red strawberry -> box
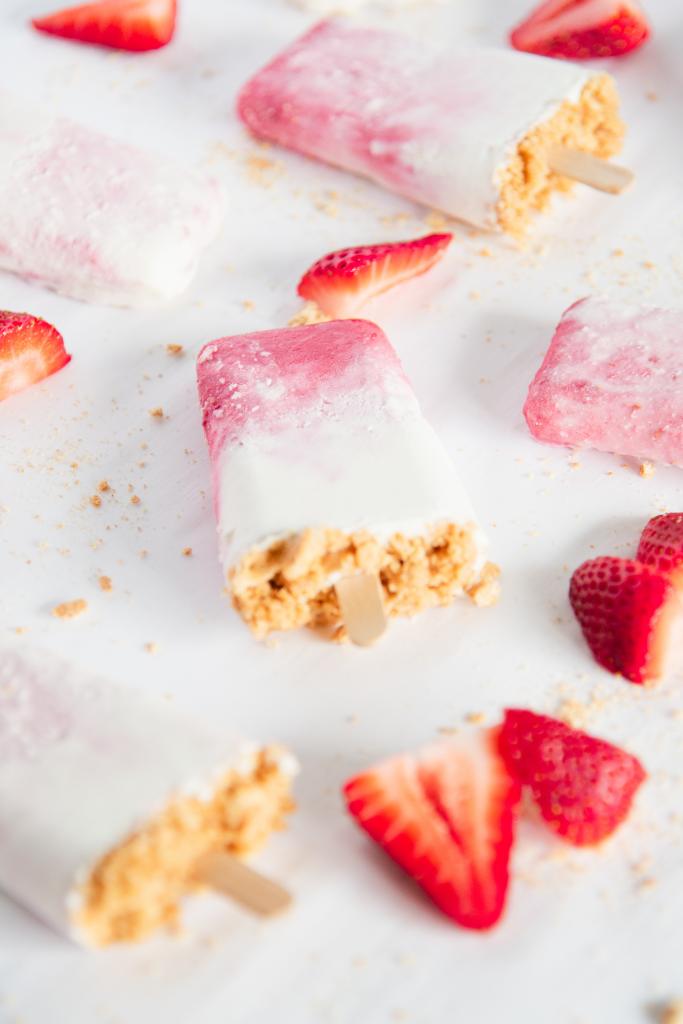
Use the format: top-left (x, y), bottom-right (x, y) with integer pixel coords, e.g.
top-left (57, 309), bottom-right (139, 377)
top-left (510, 0), bottom-right (650, 59)
top-left (501, 709), bottom-right (646, 846)
top-left (297, 233), bottom-right (453, 319)
top-left (569, 556), bottom-right (679, 684)
top-left (0, 312), bottom-right (71, 403)
top-left (565, 557), bottom-right (679, 684)
top-left (637, 514), bottom-right (683, 587)
top-left (32, 0), bottom-right (176, 52)
top-left (343, 727), bottom-right (520, 930)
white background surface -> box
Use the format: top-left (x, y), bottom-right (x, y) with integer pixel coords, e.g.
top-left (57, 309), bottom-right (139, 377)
top-left (1, 1), bottom-right (682, 1022)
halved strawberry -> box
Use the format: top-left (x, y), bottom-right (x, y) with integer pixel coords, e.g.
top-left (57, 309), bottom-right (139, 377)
top-left (32, 0), bottom-right (176, 52)
top-left (510, 0), bottom-right (650, 59)
top-left (637, 514), bottom-right (683, 587)
top-left (297, 233), bottom-right (453, 319)
top-left (501, 709), bottom-right (646, 845)
top-left (0, 311), bottom-right (71, 402)
top-left (569, 556), bottom-right (679, 684)
top-left (343, 727), bottom-right (520, 930)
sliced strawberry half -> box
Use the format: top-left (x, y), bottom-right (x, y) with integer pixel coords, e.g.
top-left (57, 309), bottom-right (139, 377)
top-left (510, 0), bottom-right (650, 59)
top-left (501, 709), bottom-right (646, 846)
top-left (637, 514), bottom-right (683, 588)
top-left (343, 727), bottom-right (520, 930)
top-left (32, 0), bottom-right (176, 52)
top-left (0, 311), bottom-right (71, 403)
top-left (569, 556), bottom-right (679, 684)
top-left (297, 232), bottom-right (453, 319)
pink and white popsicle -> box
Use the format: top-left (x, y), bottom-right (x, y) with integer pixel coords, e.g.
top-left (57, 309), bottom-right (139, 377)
top-left (0, 648), bottom-right (296, 945)
top-left (524, 297), bottom-right (683, 467)
top-left (197, 318), bottom-right (498, 640)
top-left (237, 19), bottom-right (624, 234)
top-left (0, 94), bottom-right (225, 306)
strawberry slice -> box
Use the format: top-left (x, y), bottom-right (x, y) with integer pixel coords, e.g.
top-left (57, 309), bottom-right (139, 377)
top-left (510, 0), bottom-right (650, 59)
top-left (501, 709), bottom-right (646, 846)
top-left (343, 727), bottom-right (520, 930)
top-left (32, 0), bottom-right (176, 52)
top-left (297, 232), bottom-right (453, 319)
top-left (637, 514), bottom-right (683, 587)
top-left (569, 556), bottom-right (679, 684)
top-left (0, 311), bottom-right (71, 403)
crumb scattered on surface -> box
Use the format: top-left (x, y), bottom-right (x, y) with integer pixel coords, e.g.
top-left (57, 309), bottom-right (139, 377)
top-left (658, 1000), bottom-right (683, 1024)
top-left (465, 711), bottom-right (486, 725)
top-left (99, 576), bottom-right (113, 592)
top-left (640, 461), bottom-right (655, 479)
top-left (53, 599), bottom-right (88, 620)
top-left (288, 302), bottom-right (331, 327)
top-left (130, 495), bottom-right (141, 506)
top-left (90, 494), bottom-right (102, 508)
top-left (166, 344), bottom-right (184, 356)
top-left (242, 299), bottom-right (255, 312)
top-left (557, 698), bottom-right (589, 729)
top-left (182, 547), bottom-right (193, 557)
top-left (149, 407), bottom-right (165, 419)
top-left (425, 210), bottom-right (449, 230)
top-left (98, 480), bottom-right (110, 493)
top-left (144, 642), bottom-right (159, 654)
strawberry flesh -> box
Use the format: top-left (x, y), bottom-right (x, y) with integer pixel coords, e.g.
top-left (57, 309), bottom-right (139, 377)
top-left (501, 709), bottom-right (646, 845)
top-left (343, 727), bottom-right (520, 930)
top-left (0, 311), bottom-right (71, 402)
top-left (637, 514), bottom-right (683, 587)
top-left (297, 232), bottom-right (453, 318)
top-left (569, 556), bottom-right (678, 684)
top-left (510, 0), bottom-right (650, 59)
top-left (32, 0), bottom-right (176, 52)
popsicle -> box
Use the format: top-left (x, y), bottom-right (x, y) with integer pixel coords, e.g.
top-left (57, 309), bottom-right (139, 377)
top-left (237, 19), bottom-right (626, 235)
top-left (196, 319), bottom-right (499, 641)
top-left (0, 94), bottom-right (225, 306)
top-left (524, 297), bottom-right (683, 467)
top-left (0, 648), bottom-right (297, 945)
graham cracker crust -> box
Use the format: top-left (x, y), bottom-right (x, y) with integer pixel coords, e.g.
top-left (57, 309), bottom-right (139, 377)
top-left (497, 74), bottom-right (624, 235)
top-left (230, 523), bottom-right (500, 641)
top-left (76, 749), bottom-right (294, 946)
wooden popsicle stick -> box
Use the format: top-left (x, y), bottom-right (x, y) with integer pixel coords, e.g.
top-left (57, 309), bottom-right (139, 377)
top-left (194, 851), bottom-right (292, 917)
top-left (547, 146), bottom-right (634, 195)
top-left (335, 573), bottom-right (388, 647)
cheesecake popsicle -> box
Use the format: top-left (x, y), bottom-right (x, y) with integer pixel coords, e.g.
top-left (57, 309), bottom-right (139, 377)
top-left (237, 19), bottom-right (625, 235)
top-left (0, 649), bottom-right (296, 945)
top-left (0, 94), bottom-right (225, 306)
top-left (525, 297), bottom-right (683, 467)
top-left (197, 319), bottom-right (499, 640)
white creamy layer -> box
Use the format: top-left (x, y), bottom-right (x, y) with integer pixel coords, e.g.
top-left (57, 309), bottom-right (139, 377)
top-left (218, 407), bottom-right (484, 572)
top-left (0, 649), bottom-right (297, 945)
top-left (0, 94), bottom-right (225, 306)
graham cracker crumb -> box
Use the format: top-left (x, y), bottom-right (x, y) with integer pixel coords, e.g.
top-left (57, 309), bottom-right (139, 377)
top-left (465, 712), bottom-right (486, 725)
top-left (182, 547), bottom-right (193, 557)
top-left (557, 698), bottom-right (589, 729)
top-left (144, 642), bottom-right (159, 654)
top-left (53, 599), bottom-right (88, 620)
top-left (425, 210), bottom-right (449, 230)
top-left (230, 523), bottom-right (499, 640)
top-left (130, 495), bottom-right (141, 506)
top-left (288, 302), bottom-right (331, 327)
top-left (77, 749), bottom-right (294, 946)
top-left (166, 344), bottom-right (184, 356)
top-left (99, 576), bottom-right (113, 592)
top-left (639, 461), bottom-right (655, 478)
top-left (659, 1001), bottom-right (683, 1024)
top-left (90, 494), bottom-right (102, 509)
top-left (242, 299), bottom-right (255, 312)
top-left (497, 75), bottom-right (623, 236)
top-left (149, 407), bottom-right (165, 419)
